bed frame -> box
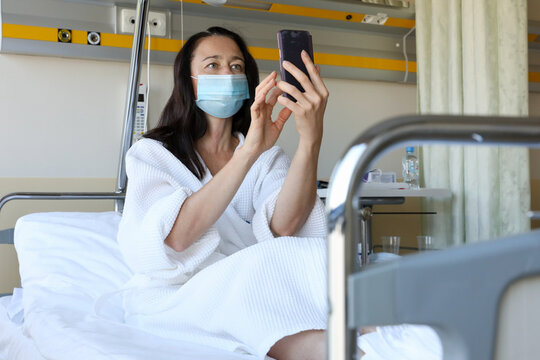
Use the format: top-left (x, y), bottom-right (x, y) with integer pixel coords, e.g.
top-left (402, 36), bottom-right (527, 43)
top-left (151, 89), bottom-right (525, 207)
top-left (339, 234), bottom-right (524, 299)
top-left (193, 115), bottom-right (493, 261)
top-left (2, 0), bottom-right (540, 358)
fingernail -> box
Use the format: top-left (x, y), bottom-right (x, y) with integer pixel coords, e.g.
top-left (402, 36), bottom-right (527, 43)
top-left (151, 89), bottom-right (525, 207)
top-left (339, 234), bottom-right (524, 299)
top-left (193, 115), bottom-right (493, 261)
top-left (283, 60), bottom-right (290, 67)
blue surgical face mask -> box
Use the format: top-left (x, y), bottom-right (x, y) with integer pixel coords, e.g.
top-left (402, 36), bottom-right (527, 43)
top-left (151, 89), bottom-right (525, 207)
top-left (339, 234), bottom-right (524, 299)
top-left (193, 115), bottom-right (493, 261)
top-left (192, 74), bottom-right (250, 118)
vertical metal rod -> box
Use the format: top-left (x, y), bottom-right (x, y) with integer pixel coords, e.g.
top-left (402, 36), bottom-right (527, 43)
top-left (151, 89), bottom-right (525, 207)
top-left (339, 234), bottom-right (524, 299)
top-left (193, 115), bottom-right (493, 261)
top-left (326, 145), bottom-right (365, 360)
top-left (116, 0), bottom-right (150, 210)
top-left (359, 206), bottom-right (372, 266)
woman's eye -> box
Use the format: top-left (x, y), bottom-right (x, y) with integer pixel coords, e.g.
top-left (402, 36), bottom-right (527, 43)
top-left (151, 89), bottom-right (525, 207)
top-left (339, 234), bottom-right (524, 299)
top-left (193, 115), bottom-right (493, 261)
top-left (206, 63), bottom-right (218, 69)
top-left (231, 64), bottom-right (243, 71)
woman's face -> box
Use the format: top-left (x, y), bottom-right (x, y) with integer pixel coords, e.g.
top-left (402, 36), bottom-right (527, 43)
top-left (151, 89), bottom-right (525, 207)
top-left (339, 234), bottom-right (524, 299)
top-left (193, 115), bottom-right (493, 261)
top-left (190, 35), bottom-right (246, 98)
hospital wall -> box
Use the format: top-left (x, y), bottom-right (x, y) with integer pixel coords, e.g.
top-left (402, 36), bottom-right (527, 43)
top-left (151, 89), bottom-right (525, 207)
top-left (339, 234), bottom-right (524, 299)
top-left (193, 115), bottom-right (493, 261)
top-left (1, 53), bottom-right (539, 293)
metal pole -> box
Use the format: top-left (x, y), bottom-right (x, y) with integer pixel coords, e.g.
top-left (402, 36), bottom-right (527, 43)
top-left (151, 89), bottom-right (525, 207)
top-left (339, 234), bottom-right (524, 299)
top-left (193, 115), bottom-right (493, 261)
top-left (325, 115), bottom-right (540, 360)
top-left (326, 145), bottom-right (364, 360)
top-left (116, 0), bottom-right (150, 211)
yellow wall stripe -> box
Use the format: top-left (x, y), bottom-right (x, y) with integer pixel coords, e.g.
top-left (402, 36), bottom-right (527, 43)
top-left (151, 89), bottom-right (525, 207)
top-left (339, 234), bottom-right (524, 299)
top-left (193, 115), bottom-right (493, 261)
top-left (384, 17), bottom-right (416, 29)
top-left (150, 37), bottom-right (184, 52)
top-left (100, 33), bottom-right (133, 48)
top-left (6, 23), bottom-right (540, 81)
top-left (269, 4), bottom-right (365, 23)
top-left (101, 33), bottom-right (184, 51)
top-left (1, 23), bottom-right (186, 51)
top-left (247, 46), bottom-right (279, 61)
top-left (3, 24), bottom-right (56, 42)
top-left (315, 52), bottom-right (416, 72)
top-left (245, 46), bottom-right (419, 72)
top-left (238, 47), bottom-right (417, 72)
top-left (71, 30), bottom-right (87, 45)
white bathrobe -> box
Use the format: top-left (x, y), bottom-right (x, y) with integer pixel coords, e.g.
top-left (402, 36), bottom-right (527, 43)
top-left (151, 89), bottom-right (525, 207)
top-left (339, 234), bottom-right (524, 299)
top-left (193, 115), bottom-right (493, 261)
top-left (117, 135), bottom-right (328, 358)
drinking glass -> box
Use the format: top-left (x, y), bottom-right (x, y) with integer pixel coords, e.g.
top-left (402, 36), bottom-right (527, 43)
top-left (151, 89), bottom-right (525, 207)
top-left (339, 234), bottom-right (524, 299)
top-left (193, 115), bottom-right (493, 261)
top-left (417, 235), bottom-right (433, 251)
top-left (381, 236), bottom-right (400, 255)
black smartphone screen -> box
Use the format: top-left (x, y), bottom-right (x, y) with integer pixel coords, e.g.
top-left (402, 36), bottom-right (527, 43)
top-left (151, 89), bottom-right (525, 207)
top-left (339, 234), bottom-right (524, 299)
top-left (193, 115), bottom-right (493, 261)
top-left (277, 30), bottom-right (314, 102)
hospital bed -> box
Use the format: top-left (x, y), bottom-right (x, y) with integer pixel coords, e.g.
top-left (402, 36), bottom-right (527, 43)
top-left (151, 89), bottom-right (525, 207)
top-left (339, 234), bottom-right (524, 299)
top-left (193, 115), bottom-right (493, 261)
top-left (2, 0), bottom-right (540, 358)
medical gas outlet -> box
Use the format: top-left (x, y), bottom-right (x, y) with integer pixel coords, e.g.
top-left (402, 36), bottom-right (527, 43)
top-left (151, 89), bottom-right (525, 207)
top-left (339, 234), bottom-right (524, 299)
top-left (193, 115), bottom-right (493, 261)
top-left (118, 8), bottom-right (169, 37)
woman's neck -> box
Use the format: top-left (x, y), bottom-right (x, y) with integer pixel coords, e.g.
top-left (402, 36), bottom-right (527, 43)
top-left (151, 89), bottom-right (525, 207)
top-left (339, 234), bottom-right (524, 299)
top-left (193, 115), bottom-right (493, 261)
top-left (197, 116), bottom-right (236, 154)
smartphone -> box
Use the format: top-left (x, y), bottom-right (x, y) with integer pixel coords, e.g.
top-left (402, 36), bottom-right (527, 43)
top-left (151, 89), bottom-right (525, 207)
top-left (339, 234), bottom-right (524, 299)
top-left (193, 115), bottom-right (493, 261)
top-left (277, 30), bottom-right (314, 102)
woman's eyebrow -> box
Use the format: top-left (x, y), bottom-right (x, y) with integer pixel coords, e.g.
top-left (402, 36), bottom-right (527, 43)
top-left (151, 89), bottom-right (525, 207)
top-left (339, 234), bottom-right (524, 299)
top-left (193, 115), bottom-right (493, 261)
top-left (202, 55), bottom-right (221, 62)
top-left (201, 55), bottom-right (244, 62)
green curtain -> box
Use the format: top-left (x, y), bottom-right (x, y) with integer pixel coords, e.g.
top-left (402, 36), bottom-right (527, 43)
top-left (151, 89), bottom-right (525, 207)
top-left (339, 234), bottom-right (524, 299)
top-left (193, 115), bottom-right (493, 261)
top-left (416, 0), bottom-right (530, 246)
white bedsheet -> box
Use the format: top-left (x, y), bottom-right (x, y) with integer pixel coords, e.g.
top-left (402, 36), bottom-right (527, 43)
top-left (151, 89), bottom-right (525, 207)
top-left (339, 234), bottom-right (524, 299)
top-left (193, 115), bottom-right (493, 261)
top-left (10, 211), bottom-right (441, 360)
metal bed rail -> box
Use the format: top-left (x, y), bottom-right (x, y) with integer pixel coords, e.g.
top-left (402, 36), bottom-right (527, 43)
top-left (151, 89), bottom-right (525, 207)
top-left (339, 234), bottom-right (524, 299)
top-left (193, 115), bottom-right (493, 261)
top-left (0, 192), bottom-right (126, 245)
top-left (0, 192), bottom-right (125, 214)
top-left (0, 192), bottom-right (125, 247)
top-left (325, 114), bottom-right (540, 360)
top-left (0, 192), bottom-right (126, 296)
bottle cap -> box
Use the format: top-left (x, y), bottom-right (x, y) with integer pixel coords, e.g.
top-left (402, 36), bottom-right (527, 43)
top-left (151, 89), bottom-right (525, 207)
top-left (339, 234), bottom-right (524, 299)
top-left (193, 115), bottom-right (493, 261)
top-left (406, 146), bottom-right (415, 153)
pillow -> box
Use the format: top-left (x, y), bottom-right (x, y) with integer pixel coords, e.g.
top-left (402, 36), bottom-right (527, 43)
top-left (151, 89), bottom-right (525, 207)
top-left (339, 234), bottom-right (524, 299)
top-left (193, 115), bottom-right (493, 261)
top-left (14, 211), bottom-right (132, 313)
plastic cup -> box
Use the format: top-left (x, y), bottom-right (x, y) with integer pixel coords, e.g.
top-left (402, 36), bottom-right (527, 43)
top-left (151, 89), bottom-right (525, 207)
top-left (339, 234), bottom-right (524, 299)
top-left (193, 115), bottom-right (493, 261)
top-left (381, 236), bottom-right (400, 255)
top-left (417, 235), bottom-right (433, 251)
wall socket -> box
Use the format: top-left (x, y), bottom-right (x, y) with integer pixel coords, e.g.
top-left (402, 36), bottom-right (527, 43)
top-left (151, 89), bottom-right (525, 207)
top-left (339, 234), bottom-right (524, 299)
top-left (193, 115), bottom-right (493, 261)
top-left (361, 13), bottom-right (389, 25)
top-left (117, 7), bottom-right (169, 37)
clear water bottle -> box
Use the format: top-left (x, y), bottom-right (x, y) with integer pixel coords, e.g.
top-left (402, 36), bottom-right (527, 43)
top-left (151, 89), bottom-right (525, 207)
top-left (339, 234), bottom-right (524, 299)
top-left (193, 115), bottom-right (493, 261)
top-left (402, 146), bottom-right (419, 189)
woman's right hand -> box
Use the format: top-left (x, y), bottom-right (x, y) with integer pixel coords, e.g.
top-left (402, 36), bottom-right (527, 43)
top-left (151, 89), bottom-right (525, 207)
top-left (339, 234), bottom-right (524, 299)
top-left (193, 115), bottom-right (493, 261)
top-left (242, 71), bottom-right (292, 158)
top-left (276, 51), bottom-right (328, 147)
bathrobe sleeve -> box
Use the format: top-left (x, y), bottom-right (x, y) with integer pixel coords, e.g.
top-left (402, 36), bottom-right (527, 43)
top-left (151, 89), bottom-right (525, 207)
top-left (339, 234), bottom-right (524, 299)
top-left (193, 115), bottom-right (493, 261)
top-left (251, 146), bottom-right (327, 242)
top-left (117, 139), bottom-right (223, 285)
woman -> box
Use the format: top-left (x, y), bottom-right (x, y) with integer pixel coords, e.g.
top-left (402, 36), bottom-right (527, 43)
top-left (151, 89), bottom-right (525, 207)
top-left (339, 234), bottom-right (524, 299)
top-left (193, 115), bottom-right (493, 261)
top-left (118, 26), bottom-right (330, 360)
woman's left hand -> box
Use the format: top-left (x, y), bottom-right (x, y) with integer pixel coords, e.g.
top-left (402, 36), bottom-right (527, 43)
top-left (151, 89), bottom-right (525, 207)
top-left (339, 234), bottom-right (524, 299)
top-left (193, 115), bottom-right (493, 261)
top-left (244, 71), bottom-right (293, 157)
top-left (277, 51), bottom-right (329, 145)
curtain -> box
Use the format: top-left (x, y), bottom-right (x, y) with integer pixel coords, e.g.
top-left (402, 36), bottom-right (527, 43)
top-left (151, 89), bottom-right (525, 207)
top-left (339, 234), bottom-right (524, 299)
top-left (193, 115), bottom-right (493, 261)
top-left (416, 0), bottom-right (530, 247)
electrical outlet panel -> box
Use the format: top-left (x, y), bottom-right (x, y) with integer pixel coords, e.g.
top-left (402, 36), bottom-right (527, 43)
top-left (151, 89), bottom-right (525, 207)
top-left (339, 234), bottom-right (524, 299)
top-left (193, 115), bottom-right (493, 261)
top-left (361, 13), bottom-right (389, 25)
top-left (118, 7), bottom-right (169, 37)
